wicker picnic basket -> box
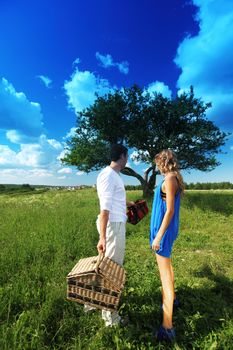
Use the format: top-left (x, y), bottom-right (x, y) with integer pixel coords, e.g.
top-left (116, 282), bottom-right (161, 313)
top-left (67, 254), bottom-right (126, 311)
top-left (127, 199), bottom-right (149, 225)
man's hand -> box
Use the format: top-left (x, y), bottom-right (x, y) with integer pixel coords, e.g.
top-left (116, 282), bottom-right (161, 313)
top-left (152, 236), bottom-right (161, 251)
top-left (97, 237), bottom-right (106, 254)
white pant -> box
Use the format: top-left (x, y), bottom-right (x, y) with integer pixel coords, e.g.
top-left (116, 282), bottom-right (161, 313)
top-left (97, 217), bottom-right (126, 326)
top-left (96, 218), bottom-right (126, 265)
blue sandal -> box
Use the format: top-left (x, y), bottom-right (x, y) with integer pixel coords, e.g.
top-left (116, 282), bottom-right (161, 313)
top-left (156, 325), bottom-right (176, 342)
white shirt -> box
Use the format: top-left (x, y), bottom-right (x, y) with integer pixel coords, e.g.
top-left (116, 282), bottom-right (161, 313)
top-left (97, 166), bottom-right (127, 222)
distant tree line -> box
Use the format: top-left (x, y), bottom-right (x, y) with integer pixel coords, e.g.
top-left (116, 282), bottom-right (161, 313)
top-left (184, 182), bottom-right (233, 190)
top-left (1, 182), bottom-right (232, 194)
top-left (125, 182), bottom-right (233, 191)
top-left (0, 184), bottom-right (35, 193)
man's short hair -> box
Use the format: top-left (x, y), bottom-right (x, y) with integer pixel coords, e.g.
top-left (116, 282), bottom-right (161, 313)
top-left (110, 144), bottom-right (128, 162)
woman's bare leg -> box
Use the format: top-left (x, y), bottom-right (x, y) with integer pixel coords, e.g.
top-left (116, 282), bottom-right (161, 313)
top-left (156, 254), bottom-right (174, 329)
top-left (161, 262), bottom-right (175, 303)
top-left (170, 262), bottom-right (176, 300)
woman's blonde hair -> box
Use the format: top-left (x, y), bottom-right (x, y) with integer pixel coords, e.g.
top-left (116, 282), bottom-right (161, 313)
top-left (154, 149), bottom-right (185, 195)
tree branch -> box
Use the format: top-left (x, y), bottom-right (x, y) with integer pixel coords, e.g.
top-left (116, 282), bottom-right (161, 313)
top-left (121, 167), bottom-right (145, 185)
top-left (143, 166), bottom-right (155, 182)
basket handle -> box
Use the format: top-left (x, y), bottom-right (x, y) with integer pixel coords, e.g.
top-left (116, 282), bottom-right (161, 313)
top-left (95, 252), bottom-right (105, 273)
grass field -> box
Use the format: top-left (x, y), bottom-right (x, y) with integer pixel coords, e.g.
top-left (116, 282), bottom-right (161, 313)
top-left (0, 189), bottom-right (233, 350)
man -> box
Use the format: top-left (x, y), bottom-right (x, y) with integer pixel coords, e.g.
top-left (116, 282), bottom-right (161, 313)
top-left (96, 143), bottom-right (133, 326)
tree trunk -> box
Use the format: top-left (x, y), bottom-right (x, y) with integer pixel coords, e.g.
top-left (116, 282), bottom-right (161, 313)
top-left (142, 166), bottom-right (157, 197)
top-left (142, 182), bottom-right (154, 198)
top-left (121, 166), bottom-right (158, 198)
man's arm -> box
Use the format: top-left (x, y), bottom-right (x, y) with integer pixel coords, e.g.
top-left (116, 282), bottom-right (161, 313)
top-left (97, 210), bottom-right (109, 254)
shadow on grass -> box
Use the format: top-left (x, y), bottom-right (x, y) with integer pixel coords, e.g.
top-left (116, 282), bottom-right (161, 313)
top-left (33, 266), bottom-right (233, 349)
top-left (173, 265), bottom-right (233, 347)
top-left (182, 192), bottom-right (233, 216)
top-left (115, 265), bottom-right (233, 348)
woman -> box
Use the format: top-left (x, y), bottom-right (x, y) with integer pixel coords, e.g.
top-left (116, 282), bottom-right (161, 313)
top-left (150, 149), bottom-right (184, 342)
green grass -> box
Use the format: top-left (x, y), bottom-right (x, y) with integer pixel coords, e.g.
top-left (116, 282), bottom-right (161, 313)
top-left (0, 189), bottom-right (233, 349)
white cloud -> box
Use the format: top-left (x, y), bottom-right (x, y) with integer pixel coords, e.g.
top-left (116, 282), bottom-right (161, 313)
top-left (30, 169), bottom-right (54, 177)
top-left (0, 135), bottom-right (63, 168)
top-left (18, 135), bottom-right (63, 167)
top-left (0, 78), bottom-right (44, 142)
top-left (145, 81), bottom-right (172, 98)
top-left (96, 52), bottom-right (113, 68)
top-left (64, 63), bottom-right (113, 113)
top-left (96, 52), bottom-right (129, 75)
top-left (6, 130), bottom-right (38, 144)
top-left (58, 167), bottom-right (72, 174)
top-left (0, 77), bottom-right (74, 184)
top-left (0, 78), bottom-right (89, 185)
top-left (47, 138), bottom-right (63, 150)
top-left (16, 144), bottom-right (43, 167)
top-left (117, 61), bottom-right (129, 75)
top-left (0, 168), bottom-right (54, 179)
top-left (130, 151), bottom-right (141, 165)
top-left (0, 145), bottom-right (17, 165)
top-left (37, 75), bottom-right (52, 88)
top-left (175, 0), bottom-right (233, 128)
top-left (57, 149), bottom-right (67, 161)
top-left (0, 135), bottom-right (80, 185)
top-left (76, 171), bottom-right (84, 176)
top-left (72, 58), bottom-right (81, 67)
top-left (63, 127), bottom-right (76, 139)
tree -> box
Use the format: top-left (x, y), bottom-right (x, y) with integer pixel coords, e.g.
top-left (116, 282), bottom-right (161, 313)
top-left (62, 85), bottom-right (229, 197)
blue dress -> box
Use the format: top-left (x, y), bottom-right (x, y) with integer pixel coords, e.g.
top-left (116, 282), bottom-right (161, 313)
top-left (150, 180), bottom-right (181, 258)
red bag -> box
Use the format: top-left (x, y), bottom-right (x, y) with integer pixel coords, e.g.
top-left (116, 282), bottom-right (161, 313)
top-left (127, 199), bottom-right (149, 225)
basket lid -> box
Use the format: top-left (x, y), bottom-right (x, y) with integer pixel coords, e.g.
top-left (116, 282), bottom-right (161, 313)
top-left (67, 255), bottom-right (125, 290)
top-left (67, 256), bottom-right (99, 277)
top-left (98, 257), bottom-right (125, 290)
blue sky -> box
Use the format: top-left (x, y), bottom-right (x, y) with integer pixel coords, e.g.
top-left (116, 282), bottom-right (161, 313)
top-left (0, 0), bottom-right (232, 186)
